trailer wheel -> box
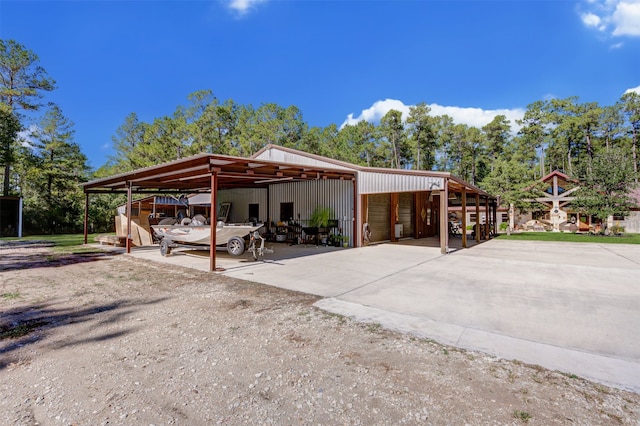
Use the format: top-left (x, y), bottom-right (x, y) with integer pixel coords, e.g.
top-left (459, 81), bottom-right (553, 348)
top-left (160, 239), bottom-right (172, 257)
top-left (227, 236), bottom-right (245, 256)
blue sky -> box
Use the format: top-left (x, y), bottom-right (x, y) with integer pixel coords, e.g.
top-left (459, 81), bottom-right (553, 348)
top-left (2, 0), bottom-right (639, 169)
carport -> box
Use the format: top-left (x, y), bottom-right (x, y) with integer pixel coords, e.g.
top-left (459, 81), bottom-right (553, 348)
top-left (81, 153), bottom-right (357, 271)
top-left (82, 148), bottom-right (498, 272)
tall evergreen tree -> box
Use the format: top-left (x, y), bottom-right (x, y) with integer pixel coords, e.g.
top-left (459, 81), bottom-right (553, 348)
top-left (111, 112), bottom-right (148, 170)
top-left (407, 102), bottom-right (437, 170)
top-left (482, 114), bottom-right (511, 172)
top-left (517, 100), bottom-right (549, 178)
top-left (0, 39), bottom-right (56, 195)
top-left (0, 105), bottom-right (22, 195)
top-left (379, 109), bottom-right (407, 168)
top-left (573, 147), bottom-right (638, 225)
top-left (621, 92), bottom-right (640, 182)
top-left (25, 105), bottom-right (89, 233)
top-left (598, 104), bottom-right (623, 150)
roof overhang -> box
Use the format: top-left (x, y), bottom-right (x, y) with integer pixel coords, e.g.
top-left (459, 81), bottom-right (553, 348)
top-left (82, 153), bottom-right (357, 194)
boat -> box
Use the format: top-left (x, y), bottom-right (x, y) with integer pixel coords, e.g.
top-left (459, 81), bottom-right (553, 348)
top-left (151, 215), bottom-right (263, 257)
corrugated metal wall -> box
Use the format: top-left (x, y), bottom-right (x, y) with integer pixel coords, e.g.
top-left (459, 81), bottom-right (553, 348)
top-left (217, 188), bottom-right (268, 223)
top-left (359, 172), bottom-right (443, 194)
top-left (268, 180), bottom-right (355, 245)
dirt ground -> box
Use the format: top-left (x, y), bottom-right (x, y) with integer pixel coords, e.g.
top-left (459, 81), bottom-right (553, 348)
top-left (1, 241), bottom-right (639, 425)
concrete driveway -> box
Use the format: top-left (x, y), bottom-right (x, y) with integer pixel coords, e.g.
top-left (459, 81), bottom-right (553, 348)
top-left (130, 239), bottom-right (640, 392)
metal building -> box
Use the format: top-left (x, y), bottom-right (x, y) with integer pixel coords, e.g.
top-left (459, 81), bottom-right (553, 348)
top-left (253, 145), bottom-right (497, 253)
top-left (82, 146), bottom-right (496, 271)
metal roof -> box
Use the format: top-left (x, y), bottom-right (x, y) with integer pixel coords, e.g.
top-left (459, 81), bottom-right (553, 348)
top-left (82, 153), bottom-right (356, 193)
top-left (253, 144), bottom-right (495, 199)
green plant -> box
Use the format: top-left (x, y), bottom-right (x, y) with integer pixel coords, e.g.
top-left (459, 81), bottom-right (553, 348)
top-left (0, 320), bottom-right (47, 339)
top-left (366, 322), bottom-right (381, 333)
top-left (330, 234), bottom-right (349, 246)
top-left (499, 222), bottom-right (508, 231)
top-left (513, 410), bottom-right (532, 422)
top-left (610, 225), bottom-right (625, 235)
top-left (309, 206), bottom-right (333, 228)
top-left (1, 292), bottom-right (20, 300)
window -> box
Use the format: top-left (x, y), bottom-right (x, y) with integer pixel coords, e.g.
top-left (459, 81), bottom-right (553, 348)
top-left (470, 213), bottom-right (486, 223)
top-left (280, 202), bottom-right (294, 222)
top-left (248, 203), bottom-right (259, 221)
top-left (613, 214), bottom-right (625, 221)
top-left (532, 211), bottom-right (541, 220)
top-left (218, 202), bottom-right (231, 222)
top-left (501, 213), bottom-right (508, 222)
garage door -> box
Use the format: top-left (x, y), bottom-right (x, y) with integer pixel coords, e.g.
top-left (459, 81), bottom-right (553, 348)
top-left (368, 193), bottom-right (390, 242)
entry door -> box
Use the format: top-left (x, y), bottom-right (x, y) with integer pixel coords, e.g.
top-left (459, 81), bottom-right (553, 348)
top-left (368, 194), bottom-right (391, 242)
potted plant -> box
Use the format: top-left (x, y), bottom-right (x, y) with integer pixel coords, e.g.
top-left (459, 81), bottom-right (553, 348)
top-left (309, 206), bottom-right (333, 229)
top-left (309, 206), bottom-right (334, 245)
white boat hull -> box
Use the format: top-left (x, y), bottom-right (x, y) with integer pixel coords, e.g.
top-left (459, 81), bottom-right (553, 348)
top-left (151, 223), bottom-right (262, 246)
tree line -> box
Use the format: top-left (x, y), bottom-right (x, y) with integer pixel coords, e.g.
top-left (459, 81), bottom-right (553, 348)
top-left (2, 39), bottom-right (639, 235)
top-left (1, 40), bottom-right (89, 235)
top-left (102, 88), bottom-right (640, 221)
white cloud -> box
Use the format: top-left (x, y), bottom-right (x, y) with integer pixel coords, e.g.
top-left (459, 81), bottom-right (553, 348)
top-left (226, 0), bottom-right (267, 15)
top-left (581, 12), bottom-right (604, 29)
top-left (580, 0), bottom-right (640, 37)
top-left (612, 1), bottom-right (640, 35)
top-left (342, 99), bottom-right (411, 127)
top-left (341, 99), bottom-right (525, 132)
top-left (624, 84), bottom-right (640, 94)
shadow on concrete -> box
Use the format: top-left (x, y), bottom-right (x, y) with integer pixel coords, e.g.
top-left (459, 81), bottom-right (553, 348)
top-left (165, 242), bottom-right (347, 262)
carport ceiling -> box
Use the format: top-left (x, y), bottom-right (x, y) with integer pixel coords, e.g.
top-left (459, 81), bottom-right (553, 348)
top-left (82, 153), bottom-right (357, 193)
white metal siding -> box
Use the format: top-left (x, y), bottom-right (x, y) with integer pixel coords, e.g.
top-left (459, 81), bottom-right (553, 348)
top-left (620, 212), bottom-right (640, 233)
top-left (217, 188), bottom-right (268, 223)
top-left (268, 180), bottom-right (355, 245)
top-left (358, 172), bottom-right (443, 194)
top-left (254, 148), bottom-right (354, 171)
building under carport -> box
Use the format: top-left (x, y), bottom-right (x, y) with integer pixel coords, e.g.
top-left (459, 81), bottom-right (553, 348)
top-left (81, 146), bottom-right (496, 271)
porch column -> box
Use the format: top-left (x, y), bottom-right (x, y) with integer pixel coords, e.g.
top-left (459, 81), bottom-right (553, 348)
top-left (210, 171), bottom-right (218, 272)
top-left (509, 203), bottom-right (515, 232)
top-left (126, 182), bottom-right (132, 254)
top-left (361, 194), bottom-right (369, 246)
top-left (475, 193), bottom-right (480, 243)
top-left (484, 197), bottom-right (489, 240)
top-left (83, 193), bottom-right (89, 244)
top-left (461, 188), bottom-right (467, 248)
top-left (352, 178), bottom-right (358, 247)
top-left (440, 179), bottom-right (448, 254)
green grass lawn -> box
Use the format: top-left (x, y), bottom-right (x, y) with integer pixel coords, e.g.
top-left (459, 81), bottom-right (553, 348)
top-left (0, 233), bottom-right (108, 253)
top-left (496, 232), bottom-right (640, 244)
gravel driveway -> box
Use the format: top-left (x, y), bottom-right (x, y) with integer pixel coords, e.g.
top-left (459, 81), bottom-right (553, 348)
top-left (1, 242), bottom-right (638, 424)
